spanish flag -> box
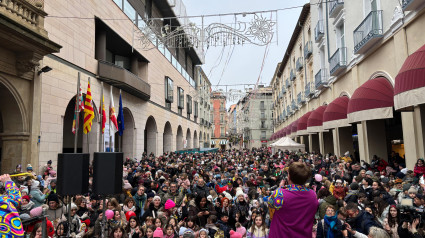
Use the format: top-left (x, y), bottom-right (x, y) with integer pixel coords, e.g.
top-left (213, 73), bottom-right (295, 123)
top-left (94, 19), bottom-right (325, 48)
top-left (83, 79), bottom-right (95, 134)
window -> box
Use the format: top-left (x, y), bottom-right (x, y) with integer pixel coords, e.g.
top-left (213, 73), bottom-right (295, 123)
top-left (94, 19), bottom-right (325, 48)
top-left (113, 0), bottom-right (123, 9)
top-left (123, 0), bottom-right (136, 22)
top-left (165, 77), bottom-right (173, 109)
top-left (261, 111), bottom-right (265, 119)
top-left (336, 23), bottom-right (345, 48)
top-left (261, 131), bottom-right (266, 140)
top-left (186, 95), bottom-right (192, 115)
top-left (260, 101), bottom-right (265, 110)
top-left (194, 102), bottom-right (198, 118)
top-left (221, 127), bottom-right (225, 137)
top-left (177, 87), bottom-right (184, 115)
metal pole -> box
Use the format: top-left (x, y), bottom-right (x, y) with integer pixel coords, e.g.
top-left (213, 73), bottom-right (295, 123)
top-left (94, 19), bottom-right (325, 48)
top-left (42, 214), bottom-right (46, 238)
top-left (74, 73), bottom-right (81, 153)
top-left (99, 82), bottom-right (104, 152)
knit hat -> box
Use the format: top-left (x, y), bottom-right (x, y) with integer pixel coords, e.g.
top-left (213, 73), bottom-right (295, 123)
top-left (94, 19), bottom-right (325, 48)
top-left (164, 199), bottom-right (175, 210)
top-left (179, 227), bottom-right (187, 236)
top-left (395, 178), bottom-right (403, 184)
top-left (153, 196), bottom-right (161, 202)
top-left (381, 177), bottom-right (389, 184)
top-left (71, 203), bottom-right (78, 210)
top-left (153, 227), bottom-right (163, 237)
top-left (20, 213), bottom-right (31, 220)
top-left (315, 174), bottom-right (322, 182)
top-left (408, 187), bottom-right (418, 194)
top-left (22, 195), bottom-right (30, 202)
top-left (123, 182), bottom-right (132, 190)
top-left (365, 171), bottom-right (374, 176)
top-left (30, 207), bottom-right (43, 217)
top-left (47, 193), bottom-right (59, 203)
top-left (183, 230), bottom-right (195, 238)
top-left (47, 160), bottom-right (52, 165)
top-left (236, 226), bottom-right (246, 236)
top-left (230, 230), bottom-right (242, 238)
top-left (199, 229), bottom-right (209, 235)
top-left (235, 189), bottom-right (244, 200)
top-left (147, 192), bottom-right (155, 199)
top-left (26, 164), bottom-right (33, 171)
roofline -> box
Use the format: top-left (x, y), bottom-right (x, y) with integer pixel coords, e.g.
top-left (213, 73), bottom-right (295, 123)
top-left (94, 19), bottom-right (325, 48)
top-left (277, 3), bottom-right (310, 78)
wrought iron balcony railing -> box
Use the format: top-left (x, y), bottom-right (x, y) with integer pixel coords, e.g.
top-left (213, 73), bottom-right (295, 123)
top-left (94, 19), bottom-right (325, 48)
top-left (290, 69), bottom-right (296, 81)
top-left (286, 79), bottom-right (291, 88)
top-left (305, 82), bottom-right (315, 98)
top-left (296, 57), bottom-right (304, 72)
top-left (304, 41), bottom-right (313, 58)
top-left (353, 11), bottom-right (383, 54)
top-left (402, 0), bottom-right (422, 10)
top-left (329, 47), bottom-right (347, 76)
top-left (315, 68), bottom-right (329, 90)
top-left (329, 0), bottom-right (344, 18)
top-left (297, 92), bottom-right (305, 105)
top-left (291, 100), bottom-right (297, 111)
top-left (315, 20), bottom-right (324, 42)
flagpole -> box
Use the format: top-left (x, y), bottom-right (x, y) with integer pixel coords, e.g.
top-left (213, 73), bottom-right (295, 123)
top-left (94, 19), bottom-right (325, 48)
top-left (87, 77), bottom-right (90, 153)
top-left (99, 82), bottom-right (104, 152)
top-left (74, 73), bottom-right (81, 153)
top-left (119, 89), bottom-right (122, 153)
top-left (109, 86), bottom-right (112, 152)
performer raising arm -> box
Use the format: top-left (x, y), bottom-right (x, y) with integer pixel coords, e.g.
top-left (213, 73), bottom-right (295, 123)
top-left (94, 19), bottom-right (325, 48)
top-left (0, 174), bottom-right (24, 237)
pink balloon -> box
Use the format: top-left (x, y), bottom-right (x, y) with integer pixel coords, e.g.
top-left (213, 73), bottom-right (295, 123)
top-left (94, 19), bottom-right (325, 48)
top-left (105, 209), bottom-right (114, 220)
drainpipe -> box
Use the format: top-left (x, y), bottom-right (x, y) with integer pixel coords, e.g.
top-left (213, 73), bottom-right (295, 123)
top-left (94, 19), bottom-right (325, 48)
top-left (325, 0), bottom-right (331, 60)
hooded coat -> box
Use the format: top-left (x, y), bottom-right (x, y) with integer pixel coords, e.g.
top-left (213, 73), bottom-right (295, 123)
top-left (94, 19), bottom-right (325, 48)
top-left (29, 180), bottom-right (45, 207)
top-left (318, 195), bottom-right (338, 220)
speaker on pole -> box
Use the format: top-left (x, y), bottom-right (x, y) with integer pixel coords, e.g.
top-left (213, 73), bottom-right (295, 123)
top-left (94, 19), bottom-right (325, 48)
top-left (92, 152), bottom-right (123, 195)
top-left (57, 153), bottom-right (90, 195)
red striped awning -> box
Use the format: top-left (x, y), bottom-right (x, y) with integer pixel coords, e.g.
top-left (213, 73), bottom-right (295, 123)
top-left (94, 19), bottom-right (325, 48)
top-left (347, 77), bottom-right (394, 123)
top-left (279, 129), bottom-right (284, 138)
top-left (323, 96), bottom-right (350, 129)
top-left (394, 44), bottom-right (425, 110)
top-left (307, 105), bottom-right (328, 133)
top-left (297, 111), bottom-right (312, 135)
top-left (291, 120), bottom-right (299, 134)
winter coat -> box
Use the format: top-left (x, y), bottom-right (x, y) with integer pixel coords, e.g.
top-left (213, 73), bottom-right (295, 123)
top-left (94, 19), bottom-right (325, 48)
top-left (163, 190), bottom-right (184, 206)
top-left (318, 195), bottom-right (338, 220)
top-left (233, 200), bottom-right (250, 227)
top-left (246, 226), bottom-right (269, 238)
top-left (316, 218), bottom-right (344, 238)
top-left (188, 203), bottom-right (217, 227)
top-left (348, 210), bottom-right (382, 235)
top-left (140, 202), bottom-right (160, 223)
top-left (30, 181), bottom-right (45, 207)
top-left (414, 165), bottom-right (425, 177)
top-left (133, 193), bottom-right (147, 218)
top-left (46, 205), bottom-right (67, 223)
top-left (192, 184), bottom-right (210, 198)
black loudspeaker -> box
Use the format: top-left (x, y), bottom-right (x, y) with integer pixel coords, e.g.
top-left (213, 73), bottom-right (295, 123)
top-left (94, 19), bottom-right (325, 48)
top-left (57, 153), bottom-right (90, 195)
top-left (92, 152), bottom-right (123, 195)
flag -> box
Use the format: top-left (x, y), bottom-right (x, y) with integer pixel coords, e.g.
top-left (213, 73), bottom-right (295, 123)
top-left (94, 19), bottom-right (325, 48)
top-left (72, 82), bottom-right (84, 134)
top-left (117, 92), bottom-right (125, 136)
top-left (109, 87), bottom-right (118, 136)
top-left (83, 79), bottom-right (95, 134)
top-left (100, 95), bottom-right (106, 134)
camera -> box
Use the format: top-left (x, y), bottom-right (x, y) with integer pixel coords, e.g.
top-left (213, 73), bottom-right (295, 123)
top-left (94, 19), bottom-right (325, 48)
top-left (396, 204), bottom-right (425, 226)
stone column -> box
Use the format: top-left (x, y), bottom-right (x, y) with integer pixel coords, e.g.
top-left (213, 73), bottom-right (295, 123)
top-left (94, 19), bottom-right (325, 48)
top-left (0, 133), bottom-right (30, 173)
top-left (402, 106), bottom-right (425, 169)
top-left (319, 132), bottom-right (325, 155)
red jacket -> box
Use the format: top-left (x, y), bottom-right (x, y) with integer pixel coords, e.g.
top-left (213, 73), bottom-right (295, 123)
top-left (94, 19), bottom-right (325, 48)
top-left (25, 218), bottom-right (54, 237)
top-left (414, 165), bottom-right (425, 177)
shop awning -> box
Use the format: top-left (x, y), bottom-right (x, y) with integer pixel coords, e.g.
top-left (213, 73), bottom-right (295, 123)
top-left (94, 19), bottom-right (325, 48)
top-left (394, 44), bottom-right (425, 110)
top-left (323, 96), bottom-right (350, 129)
top-left (211, 140), bottom-right (216, 145)
top-left (291, 120), bottom-right (299, 134)
top-left (347, 77), bottom-right (394, 123)
top-left (307, 105), bottom-right (328, 133)
top-left (219, 140), bottom-right (228, 145)
top-left (297, 111), bottom-right (312, 135)
top-left (280, 128), bottom-right (286, 138)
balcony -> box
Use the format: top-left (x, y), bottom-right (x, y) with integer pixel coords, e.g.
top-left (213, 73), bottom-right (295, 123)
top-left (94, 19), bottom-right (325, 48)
top-left (296, 57), bottom-right (304, 72)
top-left (329, 47), bottom-right (347, 76)
top-left (297, 92), bottom-right (305, 105)
top-left (315, 68), bottom-right (329, 90)
top-left (287, 105), bottom-right (292, 115)
top-left (0, 0), bottom-right (61, 79)
top-left (98, 60), bottom-right (151, 100)
top-left (290, 69), bottom-right (296, 81)
top-left (305, 82), bottom-right (315, 98)
top-left (283, 110), bottom-right (287, 119)
top-left (354, 11), bottom-right (383, 54)
top-left (304, 41), bottom-right (313, 59)
top-left (286, 79), bottom-right (291, 88)
top-left (315, 20), bottom-right (324, 42)
top-left (291, 100), bottom-right (297, 111)
top-left (329, 0), bottom-right (344, 18)
top-left (402, 0), bottom-right (423, 10)
top-left (282, 86), bottom-right (286, 95)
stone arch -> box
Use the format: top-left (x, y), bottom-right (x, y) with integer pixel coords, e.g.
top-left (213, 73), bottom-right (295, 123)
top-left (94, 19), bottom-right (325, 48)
top-left (193, 130), bottom-right (198, 148)
top-left (339, 91), bottom-right (351, 98)
top-left (163, 121), bottom-right (173, 153)
top-left (186, 128), bottom-right (192, 149)
top-left (199, 132), bottom-right (203, 148)
top-left (0, 78), bottom-right (28, 173)
top-left (144, 116), bottom-right (157, 156)
top-left (62, 95), bottom-right (99, 156)
top-left (121, 108), bottom-right (135, 159)
top-left (369, 71), bottom-right (395, 87)
top-left (176, 126), bottom-right (183, 151)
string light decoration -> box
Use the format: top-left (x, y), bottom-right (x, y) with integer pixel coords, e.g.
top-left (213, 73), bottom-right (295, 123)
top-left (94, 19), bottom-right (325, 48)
top-left (133, 13), bottom-right (277, 51)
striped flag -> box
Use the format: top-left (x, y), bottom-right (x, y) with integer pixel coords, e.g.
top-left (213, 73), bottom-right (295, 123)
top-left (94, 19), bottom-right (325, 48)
top-left (100, 95), bottom-right (106, 134)
top-left (109, 87), bottom-right (118, 136)
top-left (83, 79), bottom-right (95, 134)
top-left (72, 82), bottom-right (84, 134)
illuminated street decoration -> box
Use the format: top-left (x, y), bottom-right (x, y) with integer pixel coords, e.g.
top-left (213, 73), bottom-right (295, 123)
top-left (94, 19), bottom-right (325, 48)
top-left (134, 13), bottom-right (276, 51)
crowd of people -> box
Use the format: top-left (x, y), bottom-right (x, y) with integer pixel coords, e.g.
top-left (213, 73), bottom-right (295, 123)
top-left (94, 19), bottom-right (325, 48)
top-left (1, 148), bottom-right (425, 238)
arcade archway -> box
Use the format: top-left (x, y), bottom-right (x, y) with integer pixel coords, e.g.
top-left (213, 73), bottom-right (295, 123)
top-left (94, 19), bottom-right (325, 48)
top-left (176, 126), bottom-right (183, 150)
top-left (186, 128), bottom-right (192, 149)
top-left (193, 130), bottom-right (198, 148)
top-left (163, 121), bottom-right (173, 153)
top-left (144, 116), bottom-right (157, 156)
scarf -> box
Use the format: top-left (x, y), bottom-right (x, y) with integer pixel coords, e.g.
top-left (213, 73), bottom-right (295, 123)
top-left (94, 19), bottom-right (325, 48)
top-left (21, 201), bottom-right (35, 211)
top-left (324, 214), bottom-right (338, 238)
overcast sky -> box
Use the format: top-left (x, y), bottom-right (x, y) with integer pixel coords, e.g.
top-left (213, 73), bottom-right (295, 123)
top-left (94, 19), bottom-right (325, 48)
top-left (183, 0), bottom-right (309, 105)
